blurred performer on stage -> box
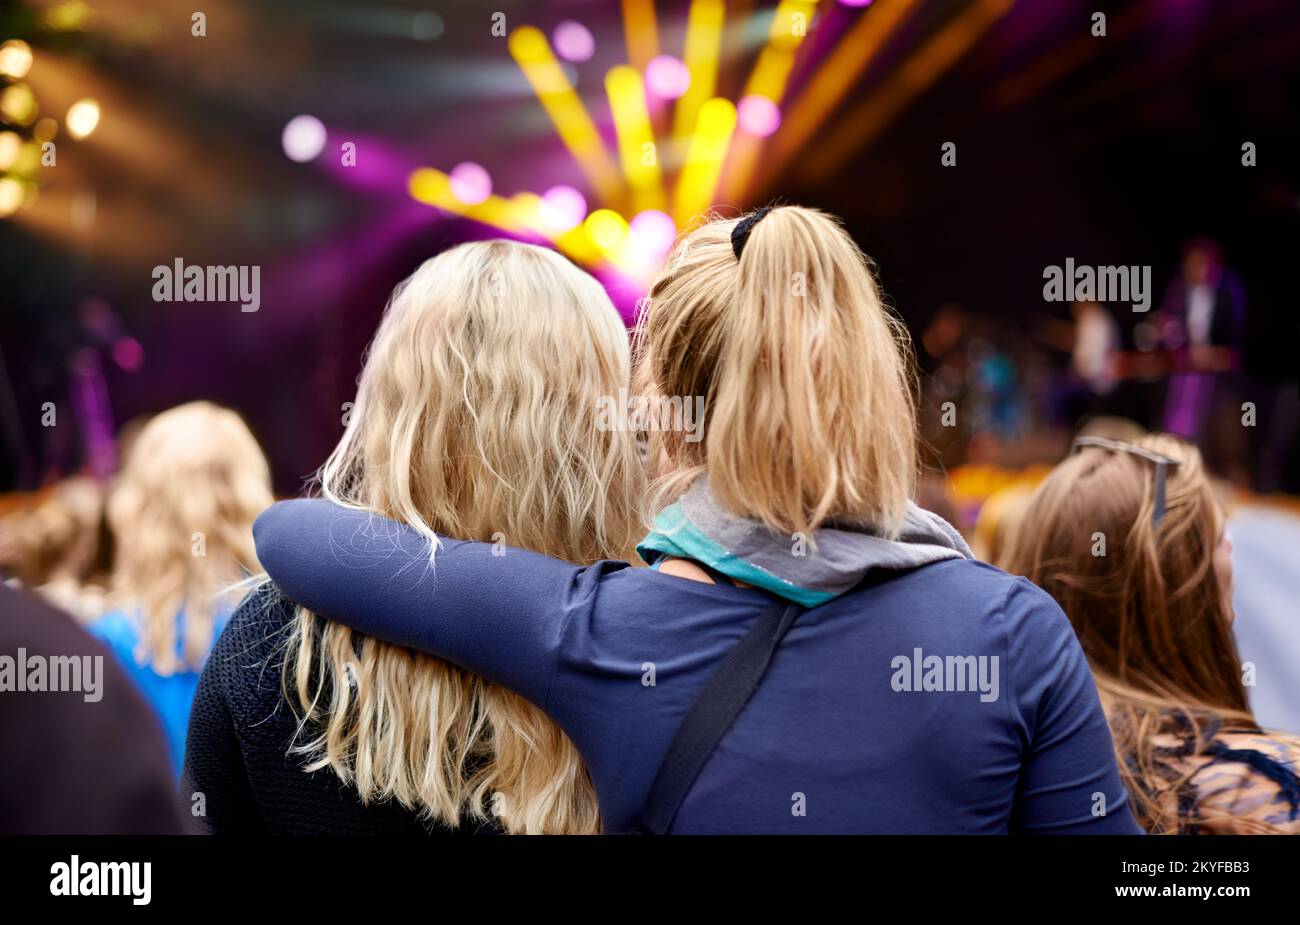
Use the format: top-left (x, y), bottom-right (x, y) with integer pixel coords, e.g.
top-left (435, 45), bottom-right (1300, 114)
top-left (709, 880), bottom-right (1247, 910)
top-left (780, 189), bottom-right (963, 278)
top-left (1158, 238), bottom-right (1246, 441)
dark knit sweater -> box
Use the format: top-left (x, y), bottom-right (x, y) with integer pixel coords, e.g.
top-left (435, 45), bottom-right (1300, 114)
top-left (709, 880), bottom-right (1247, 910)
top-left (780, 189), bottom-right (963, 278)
top-left (183, 582), bottom-right (492, 834)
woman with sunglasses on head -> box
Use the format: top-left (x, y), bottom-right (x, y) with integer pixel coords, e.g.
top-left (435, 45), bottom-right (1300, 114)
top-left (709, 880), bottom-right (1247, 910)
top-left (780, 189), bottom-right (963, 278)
top-left (1003, 434), bottom-right (1300, 834)
top-left (253, 206), bottom-right (1141, 834)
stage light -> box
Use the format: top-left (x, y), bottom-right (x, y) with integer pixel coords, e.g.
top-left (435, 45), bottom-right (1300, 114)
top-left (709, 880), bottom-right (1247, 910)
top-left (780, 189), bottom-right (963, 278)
top-left (409, 167), bottom-right (605, 268)
top-left (745, 0), bottom-right (818, 101)
top-left (410, 12), bottom-right (444, 41)
top-left (1, 84), bottom-right (37, 125)
top-left (737, 95), bottom-right (781, 136)
top-left (839, 0), bottom-right (873, 6)
top-left (0, 132), bottom-right (19, 170)
top-left (621, 0), bottom-right (659, 70)
top-left (673, 96), bottom-right (736, 226)
top-left (645, 55), bottom-right (690, 100)
top-left (449, 161), bottom-right (492, 205)
top-left (66, 99), bottom-right (100, 139)
top-left (0, 177), bottom-right (23, 218)
top-left (112, 336), bottom-right (144, 372)
top-left (630, 209), bottom-right (677, 264)
top-left (804, 0), bottom-right (1013, 177)
top-left (585, 209), bottom-right (630, 252)
top-left (46, 1), bottom-right (90, 31)
top-left (760, 0), bottom-right (917, 196)
top-left (606, 65), bottom-right (666, 213)
top-left (553, 21), bottom-right (595, 63)
top-left (672, 0), bottom-right (725, 148)
top-left (509, 26), bottom-right (624, 208)
top-left (719, 0), bottom-right (817, 201)
top-left (281, 114), bottom-right (325, 162)
top-left (541, 184), bottom-right (588, 232)
top-left (0, 40), bottom-right (33, 79)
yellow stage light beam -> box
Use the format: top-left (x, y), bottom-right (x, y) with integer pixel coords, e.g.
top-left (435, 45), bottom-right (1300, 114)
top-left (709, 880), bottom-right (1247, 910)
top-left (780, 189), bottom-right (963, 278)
top-left (408, 168), bottom-right (605, 268)
top-left (756, 0), bottom-right (918, 197)
top-left (743, 0), bottom-right (821, 102)
top-left (990, 3), bottom-right (1152, 112)
top-left (509, 26), bottom-right (625, 210)
top-left (717, 0), bottom-right (822, 203)
top-left (671, 0), bottom-right (725, 153)
top-left (673, 97), bottom-right (737, 226)
top-left (621, 0), bottom-right (659, 71)
top-left (801, 0), bottom-right (1013, 179)
top-left (510, 191), bottom-right (605, 266)
top-left (606, 65), bottom-right (667, 213)
top-left (584, 208), bottom-right (634, 267)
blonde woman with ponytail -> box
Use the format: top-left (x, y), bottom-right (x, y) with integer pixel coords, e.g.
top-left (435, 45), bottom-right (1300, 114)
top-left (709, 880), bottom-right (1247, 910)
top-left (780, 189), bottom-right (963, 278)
top-left (91, 401), bottom-right (273, 775)
top-left (185, 241), bottom-right (640, 834)
top-left (1004, 434), bottom-right (1300, 834)
top-left (255, 207), bottom-right (1142, 834)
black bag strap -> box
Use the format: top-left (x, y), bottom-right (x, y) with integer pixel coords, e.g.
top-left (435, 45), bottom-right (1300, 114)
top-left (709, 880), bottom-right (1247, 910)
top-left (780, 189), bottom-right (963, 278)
top-left (634, 596), bottom-right (803, 834)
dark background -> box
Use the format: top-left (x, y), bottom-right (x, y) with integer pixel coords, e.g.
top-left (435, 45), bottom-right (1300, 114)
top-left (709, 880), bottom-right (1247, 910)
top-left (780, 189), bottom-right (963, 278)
top-left (2, 0), bottom-right (1297, 493)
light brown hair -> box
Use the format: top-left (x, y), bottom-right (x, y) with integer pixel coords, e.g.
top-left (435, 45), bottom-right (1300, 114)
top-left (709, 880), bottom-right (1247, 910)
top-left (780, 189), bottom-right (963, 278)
top-left (1002, 434), bottom-right (1251, 831)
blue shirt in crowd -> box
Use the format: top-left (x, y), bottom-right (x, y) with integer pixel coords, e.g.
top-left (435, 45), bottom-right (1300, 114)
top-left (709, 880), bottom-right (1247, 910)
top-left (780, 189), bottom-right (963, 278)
top-left (254, 499), bottom-right (1143, 834)
top-left (90, 607), bottom-right (229, 777)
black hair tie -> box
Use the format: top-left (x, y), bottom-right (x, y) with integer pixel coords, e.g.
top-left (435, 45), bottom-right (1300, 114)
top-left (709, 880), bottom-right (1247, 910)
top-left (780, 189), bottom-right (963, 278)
top-left (731, 207), bottom-right (773, 260)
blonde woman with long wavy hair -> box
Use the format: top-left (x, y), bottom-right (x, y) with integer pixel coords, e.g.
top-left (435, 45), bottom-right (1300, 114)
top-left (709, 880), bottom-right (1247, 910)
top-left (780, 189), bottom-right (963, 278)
top-left (1003, 434), bottom-right (1300, 834)
top-left (185, 240), bottom-right (642, 834)
top-left (91, 401), bottom-right (272, 774)
top-left (254, 206), bottom-right (1142, 834)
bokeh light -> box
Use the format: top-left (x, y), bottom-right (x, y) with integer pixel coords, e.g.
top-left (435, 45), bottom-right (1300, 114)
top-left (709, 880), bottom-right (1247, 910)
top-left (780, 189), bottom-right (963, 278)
top-left (0, 132), bottom-right (20, 170)
top-left (66, 99), bottom-right (100, 139)
top-left (448, 161), bottom-right (492, 205)
top-left (585, 209), bottom-right (630, 251)
top-left (0, 177), bottom-right (24, 217)
top-left (33, 117), bottom-right (57, 143)
top-left (410, 12), bottom-right (444, 41)
top-left (737, 95), bottom-right (781, 137)
top-left (540, 184), bottom-right (587, 232)
top-left (629, 209), bottom-right (677, 263)
top-left (112, 336), bottom-right (145, 372)
top-left (552, 21), bottom-right (595, 63)
top-left (281, 114), bottom-right (326, 162)
top-left (0, 40), bottom-right (33, 79)
top-left (0, 85), bottom-right (37, 125)
top-left (645, 54), bottom-right (690, 100)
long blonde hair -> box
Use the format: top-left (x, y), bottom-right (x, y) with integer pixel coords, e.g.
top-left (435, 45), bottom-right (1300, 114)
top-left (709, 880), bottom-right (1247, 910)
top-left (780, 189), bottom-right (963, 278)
top-left (286, 240), bottom-right (643, 834)
top-left (1002, 435), bottom-right (1252, 832)
top-left (634, 206), bottom-right (917, 538)
top-left (108, 401), bottom-right (272, 674)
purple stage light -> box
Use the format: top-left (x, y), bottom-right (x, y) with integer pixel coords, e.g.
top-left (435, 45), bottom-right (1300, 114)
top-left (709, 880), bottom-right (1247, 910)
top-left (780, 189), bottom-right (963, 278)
top-left (553, 21), bottom-right (595, 63)
top-left (449, 161), bottom-right (492, 205)
top-left (838, 0), bottom-right (874, 7)
top-left (645, 55), bottom-right (690, 99)
top-left (112, 336), bottom-right (144, 372)
top-left (282, 115), bottom-right (326, 162)
top-left (737, 95), bottom-right (781, 137)
top-left (629, 209), bottom-right (677, 263)
top-left (540, 184), bottom-right (587, 232)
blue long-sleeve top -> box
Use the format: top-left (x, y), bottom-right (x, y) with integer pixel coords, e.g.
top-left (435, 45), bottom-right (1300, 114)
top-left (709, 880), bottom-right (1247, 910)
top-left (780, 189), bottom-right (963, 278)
top-left (253, 499), bottom-right (1143, 835)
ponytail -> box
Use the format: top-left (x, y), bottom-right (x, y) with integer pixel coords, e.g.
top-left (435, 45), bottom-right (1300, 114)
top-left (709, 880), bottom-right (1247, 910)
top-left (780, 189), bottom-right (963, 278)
top-left (636, 206), bottom-right (917, 538)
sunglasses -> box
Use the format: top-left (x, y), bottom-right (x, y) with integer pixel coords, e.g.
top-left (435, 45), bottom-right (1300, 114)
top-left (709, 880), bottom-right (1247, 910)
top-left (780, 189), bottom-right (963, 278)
top-left (1071, 436), bottom-right (1183, 525)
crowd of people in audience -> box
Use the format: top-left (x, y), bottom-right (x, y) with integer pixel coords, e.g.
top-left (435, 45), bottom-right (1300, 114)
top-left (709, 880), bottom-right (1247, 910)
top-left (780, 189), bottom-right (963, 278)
top-left (2, 206), bottom-right (1297, 835)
